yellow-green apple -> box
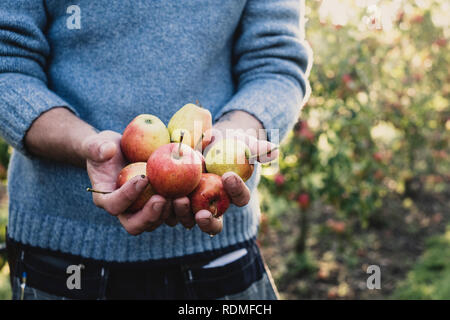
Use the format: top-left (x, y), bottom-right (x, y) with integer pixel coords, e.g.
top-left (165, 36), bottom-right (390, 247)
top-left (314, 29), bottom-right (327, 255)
top-left (167, 103), bottom-right (212, 151)
top-left (205, 138), bottom-right (254, 182)
top-left (146, 143), bottom-right (203, 198)
top-left (121, 114), bottom-right (170, 163)
top-left (116, 162), bottom-right (155, 212)
top-left (189, 173), bottom-right (231, 218)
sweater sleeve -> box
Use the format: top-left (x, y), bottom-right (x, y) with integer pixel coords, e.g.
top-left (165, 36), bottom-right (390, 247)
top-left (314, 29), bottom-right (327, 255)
top-left (0, 1), bottom-right (78, 154)
top-left (215, 0), bottom-right (312, 142)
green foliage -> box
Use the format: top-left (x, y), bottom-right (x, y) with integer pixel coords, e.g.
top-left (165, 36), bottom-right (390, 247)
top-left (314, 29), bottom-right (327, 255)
top-left (0, 138), bottom-right (10, 299)
top-left (0, 138), bottom-right (10, 180)
top-left (260, 0), bottom-right (449, 252)
top-left (392, 225), bottom-right (450, 299)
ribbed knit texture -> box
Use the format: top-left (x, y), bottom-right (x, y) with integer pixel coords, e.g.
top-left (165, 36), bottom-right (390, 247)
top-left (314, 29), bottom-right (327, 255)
top-left (0, 0), bottom-right (310, 262)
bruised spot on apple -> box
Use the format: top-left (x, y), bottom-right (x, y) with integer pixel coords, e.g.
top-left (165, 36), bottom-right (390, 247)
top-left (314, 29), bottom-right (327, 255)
top-left (205, 139), bottom-right (254, 182)
top-left (147, 143), bottom-right (203, 199)
top-left (116, 162), bottom-right (155, 213)
top-left (121, 114), bottom-right (170, 163)
top-left (190, 173), bottom-right (231, 218)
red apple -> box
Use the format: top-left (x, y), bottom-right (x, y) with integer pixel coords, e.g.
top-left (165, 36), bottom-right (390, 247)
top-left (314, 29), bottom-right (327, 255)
top-left (147, 143), bottom-right (202, 198)
top-left (190, 173), bottom-right (231, 218)
top-left (297, 193), bottom-right (310, 210)
top-left (121, 114), bottom-right (170, 163)
top-left (116, 162), bottom-right (155, 212)
top-left (372, 152), bottom-right (383, 162)
top-left (341, 74), bottom-right (352, 84)
top-left (274, 173), bottom-right (285, 186)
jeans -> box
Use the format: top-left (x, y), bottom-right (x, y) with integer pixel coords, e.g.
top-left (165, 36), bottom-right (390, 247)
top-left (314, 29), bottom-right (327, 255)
top-left (12, 272), bottom-right (278, 300)
top-left (10, 239), bottom-right (279, 300)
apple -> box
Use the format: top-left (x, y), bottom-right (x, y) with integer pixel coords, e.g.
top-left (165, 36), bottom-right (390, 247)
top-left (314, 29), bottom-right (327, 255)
top-left (121, 114), bottom-right (170, 163)
top-left (297, 193), bottom-right (310, 210)
top-left (146, 142), bottom-right (203, 198)
top-left (274, 173), bottom-right (285, 186)
top-left (167, 103), bottom-right (212, 151)
top-left (116, 162), bottom-right (155, 212)
top-left (204, 138), bottom-right (254, 182)
top-left (190, 173), bottom-right (231, 218)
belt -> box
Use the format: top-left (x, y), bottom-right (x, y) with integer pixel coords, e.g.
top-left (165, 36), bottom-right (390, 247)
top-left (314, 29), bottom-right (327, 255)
top-left (6, 234), bottom-right (263, 300)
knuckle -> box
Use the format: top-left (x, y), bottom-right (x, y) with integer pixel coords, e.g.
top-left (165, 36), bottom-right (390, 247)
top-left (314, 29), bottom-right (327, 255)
top-left (175, 203), bottom-right (191, 217)
top-left (142, 205), bottom-right (161, 223)
top-left (228, 186), bottom-right (244, 199)
top-left (108, 206), bottom-right (122, 216)
top-left (122, 186), bottom-right (138, 203)
top-left (104, 201), bottom-right (122, 216)
top-left (125, 226), bottom-right (142, 236)
top-left (234, 195), bottom-right (250, 207)
top-left (147, 213), bottom-right (160, 224)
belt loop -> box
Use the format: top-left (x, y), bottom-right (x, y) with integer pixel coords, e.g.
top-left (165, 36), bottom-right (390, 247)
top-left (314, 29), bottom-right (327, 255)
top-left (252, 240), bottom-right (259, 255)
top-left (15, 248), bottom-right (25, 279)
top-left (97, 266), bottom-right (109, 300)
top-left (181, 264), bottom-right (197, 299)
top-left (181, 264), bottom-right (194, 283)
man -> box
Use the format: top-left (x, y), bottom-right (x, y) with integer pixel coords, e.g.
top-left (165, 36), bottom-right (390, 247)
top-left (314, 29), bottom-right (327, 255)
top-left (0, 0), bottom-right (310, 299)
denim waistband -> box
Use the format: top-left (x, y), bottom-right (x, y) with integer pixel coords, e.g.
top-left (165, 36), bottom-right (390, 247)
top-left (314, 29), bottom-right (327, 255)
top-left (8, 235), bottom-right (264, 299)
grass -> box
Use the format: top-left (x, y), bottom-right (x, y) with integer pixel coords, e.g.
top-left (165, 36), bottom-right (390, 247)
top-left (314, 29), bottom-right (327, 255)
top-left (392, 224), bottom-right (450, 300)
top-left (0, 264), bottom-right (11, 300)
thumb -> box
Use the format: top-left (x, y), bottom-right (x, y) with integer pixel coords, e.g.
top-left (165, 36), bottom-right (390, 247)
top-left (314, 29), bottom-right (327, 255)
top-left (82, 136), bottom-right (117, 162)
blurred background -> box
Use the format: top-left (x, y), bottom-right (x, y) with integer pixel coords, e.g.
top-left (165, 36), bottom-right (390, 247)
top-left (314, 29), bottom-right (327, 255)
top-left (0, 0), bottom-right (449, 299)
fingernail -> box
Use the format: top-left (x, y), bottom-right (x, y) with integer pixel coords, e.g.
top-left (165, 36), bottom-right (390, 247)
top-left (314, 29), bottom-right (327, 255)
top-left (198, 216), bottom-right (212, 227)
top-left (225, 174), bottom-right (238, 188)
top-left (152, 202), bottom-right (165, 213)
top-left (99, 142), bottom-right (108, 155)
top-left (99, 142), bottom-right (113, 159)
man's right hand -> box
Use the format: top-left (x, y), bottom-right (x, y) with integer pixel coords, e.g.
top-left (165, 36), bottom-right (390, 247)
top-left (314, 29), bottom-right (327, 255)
top-left (81, 130), bottom-right (170, 235)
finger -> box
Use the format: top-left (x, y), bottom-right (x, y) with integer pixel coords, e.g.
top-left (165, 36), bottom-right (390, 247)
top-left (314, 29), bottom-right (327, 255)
top-left (165, 210), bottom-right (178, 227)
top-left (255, 140), bottom-right (279, 163)
top-left (82, 135), bottom-right (117, 163)
top-left (145, 219), bottom-right (165, 232)
top-left (146, 200), bottom-right (172, 232)
top-left (117, 195), bottom-right (167, 235)
top-left (173, 197), bottom-right (195, 229)
top-left (161, 200), bottom-right (173, 221)
top-left (222, 172), bottom-right (250, 207)
top-left (93, 175), bottom-right (148, 215)
top-left (195, 210), bottom-right (223, 236)
top-left (244, 137), bottom-right (278, 163)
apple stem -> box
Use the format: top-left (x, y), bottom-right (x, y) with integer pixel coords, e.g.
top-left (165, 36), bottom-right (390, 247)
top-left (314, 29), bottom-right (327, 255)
top-left (194, 133), bottom-right (204, 151)
top-left (249, 146), bottom-right (279, 162)
top-left (178, 131), bottom-right (184, 157)
top-left (86, 187), bottom-right (112, 194)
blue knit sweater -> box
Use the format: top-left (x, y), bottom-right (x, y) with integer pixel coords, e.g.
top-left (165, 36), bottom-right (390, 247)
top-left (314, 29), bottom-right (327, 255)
top-left (0, 0), bottom-right (310, 262)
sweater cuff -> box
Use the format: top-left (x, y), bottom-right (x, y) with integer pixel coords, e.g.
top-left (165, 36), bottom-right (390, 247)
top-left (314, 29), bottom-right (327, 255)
top-left (214, 76), bottom-right (305, 143)
top-left (0, 75), bottom-right (78, 155)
